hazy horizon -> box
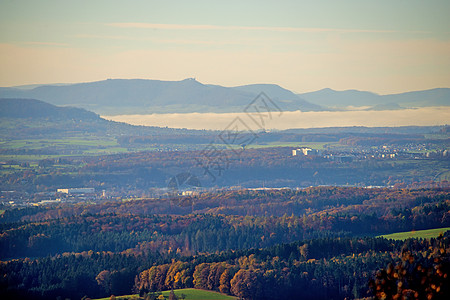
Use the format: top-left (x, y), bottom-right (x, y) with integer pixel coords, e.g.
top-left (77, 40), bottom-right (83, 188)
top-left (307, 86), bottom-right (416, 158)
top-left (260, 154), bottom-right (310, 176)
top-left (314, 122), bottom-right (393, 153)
top-left (1, 1), bottom-right (449, 94)
top-left (2, 78), bottom-right (449, 95)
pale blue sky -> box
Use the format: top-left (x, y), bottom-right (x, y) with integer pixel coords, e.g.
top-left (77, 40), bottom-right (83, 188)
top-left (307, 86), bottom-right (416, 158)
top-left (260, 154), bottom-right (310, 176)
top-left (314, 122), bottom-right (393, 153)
top-left (1, 0), bottom-right (449, 93)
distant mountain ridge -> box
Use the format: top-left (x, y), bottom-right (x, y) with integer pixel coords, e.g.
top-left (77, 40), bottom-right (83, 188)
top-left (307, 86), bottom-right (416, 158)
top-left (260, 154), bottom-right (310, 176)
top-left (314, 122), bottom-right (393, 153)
top-left (298, 88), bottom-right (450, 109)
top-left (231, 83), bottom-right (319, 110)
top-left (0, 79), bottom-right (321, 115)
top-left (1, 80), bottom-right (448, 114)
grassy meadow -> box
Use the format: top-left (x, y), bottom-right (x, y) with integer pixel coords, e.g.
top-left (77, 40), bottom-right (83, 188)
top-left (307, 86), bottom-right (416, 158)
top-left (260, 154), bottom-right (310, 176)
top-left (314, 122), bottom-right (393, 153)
top-left (379, 227), bottom-right (450, 240)
top-left (93, 288), bottom-right (237, 300)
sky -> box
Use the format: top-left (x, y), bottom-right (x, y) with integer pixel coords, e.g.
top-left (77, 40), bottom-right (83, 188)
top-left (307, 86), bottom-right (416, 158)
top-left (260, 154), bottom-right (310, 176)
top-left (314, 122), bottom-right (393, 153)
top-left (0, 0), bottom-right (449, 94)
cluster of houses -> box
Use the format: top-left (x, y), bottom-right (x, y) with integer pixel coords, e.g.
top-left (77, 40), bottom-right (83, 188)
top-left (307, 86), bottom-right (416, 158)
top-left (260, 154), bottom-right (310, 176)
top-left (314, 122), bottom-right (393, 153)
top-left (292, 147), bottom-right (353, 162)
top-left (292, 148), bottom-right (322, 156)
top-left (291, 146), bottom-right (449, 162)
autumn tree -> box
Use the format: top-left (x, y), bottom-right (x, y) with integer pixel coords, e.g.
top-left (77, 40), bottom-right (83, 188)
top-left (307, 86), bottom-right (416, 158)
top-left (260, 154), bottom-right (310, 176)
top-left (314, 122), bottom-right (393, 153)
top-left (219, 269), bottom-right (231, 294)
top-left (230, 269), bottom-right (262, 299)
top-left (369, 242), bottom-right (450, 300)
top-left (96, 270), bottom-right (112, 294)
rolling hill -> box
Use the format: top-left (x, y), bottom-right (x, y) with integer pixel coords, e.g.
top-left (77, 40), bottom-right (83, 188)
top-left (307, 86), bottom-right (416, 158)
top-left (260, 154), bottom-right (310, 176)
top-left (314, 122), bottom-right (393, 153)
top-left (0, 98), bottom-right (100, 120)
top-left (0, 98), bottom-right (203, 140)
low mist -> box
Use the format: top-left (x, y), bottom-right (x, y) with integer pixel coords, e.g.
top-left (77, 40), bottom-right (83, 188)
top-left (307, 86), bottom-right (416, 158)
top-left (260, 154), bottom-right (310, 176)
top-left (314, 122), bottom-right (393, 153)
top-left (104, 107), bottom-right (450, 130)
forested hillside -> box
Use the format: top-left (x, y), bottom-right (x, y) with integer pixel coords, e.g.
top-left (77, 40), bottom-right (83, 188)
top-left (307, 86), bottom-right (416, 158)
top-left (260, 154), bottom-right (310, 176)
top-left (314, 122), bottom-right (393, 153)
top-left (1, 187), bottom-right (449, 299)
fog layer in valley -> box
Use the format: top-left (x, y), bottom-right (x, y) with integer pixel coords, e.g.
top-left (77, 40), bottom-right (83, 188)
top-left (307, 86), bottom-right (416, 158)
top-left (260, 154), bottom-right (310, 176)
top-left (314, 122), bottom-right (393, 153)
top-left (105, 107), bottom-right (450, 130)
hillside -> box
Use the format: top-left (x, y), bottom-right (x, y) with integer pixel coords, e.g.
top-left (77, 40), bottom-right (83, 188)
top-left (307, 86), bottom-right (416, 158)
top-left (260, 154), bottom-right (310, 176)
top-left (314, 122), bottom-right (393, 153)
top-left (0, 98), bottom-right (100, 120)
top-left (1, 187), bottom-right (449, 299)
top-left (0, 79), bottom-right (321, 114)
top-left (0, 98), bottom-right (206, 140)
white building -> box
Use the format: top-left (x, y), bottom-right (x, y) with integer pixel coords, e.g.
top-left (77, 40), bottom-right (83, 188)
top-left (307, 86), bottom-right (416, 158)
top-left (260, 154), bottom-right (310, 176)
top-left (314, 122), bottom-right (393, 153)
top-left (57, 188), bottom-right (95, 194)
top-left (301, 147), bottom-right (313, 155)
top-left (292, 147), bottom-right (321, 156)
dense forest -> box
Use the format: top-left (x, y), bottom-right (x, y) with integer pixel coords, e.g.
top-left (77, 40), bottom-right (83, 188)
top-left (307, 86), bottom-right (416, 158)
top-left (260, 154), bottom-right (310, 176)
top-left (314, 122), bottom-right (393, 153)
top-left (1, 187), bottom-right (449, 299)
top-left (134, 235), bottom-right (450, 300)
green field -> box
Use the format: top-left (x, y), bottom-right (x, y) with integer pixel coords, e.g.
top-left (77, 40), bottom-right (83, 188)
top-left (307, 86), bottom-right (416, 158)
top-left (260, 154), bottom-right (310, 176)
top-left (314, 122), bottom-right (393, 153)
top-left (94, 288), bottom-right (236, 300)
top-left (0, 137), bottom-right (118, 149)
top-left (0, 137), bottom-right (211, 162)
top-left (0, 137), bottom-right (124, 161)
top-left (379, 227), bottom-right (450, 240)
